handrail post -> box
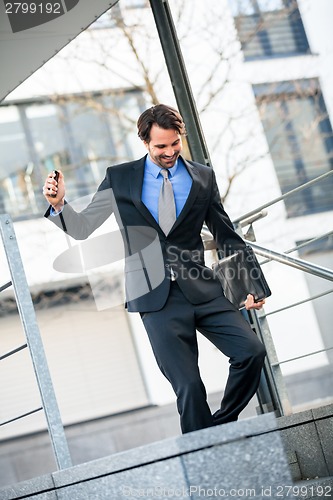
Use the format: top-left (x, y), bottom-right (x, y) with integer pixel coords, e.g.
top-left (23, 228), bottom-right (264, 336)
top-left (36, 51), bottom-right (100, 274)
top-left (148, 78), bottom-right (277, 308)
top-left (247, 308), bottom-right (293, 416)
top-left (233, 222), bottom-right (293, 416)
top-left (0, 214), bottom-right (72, 470)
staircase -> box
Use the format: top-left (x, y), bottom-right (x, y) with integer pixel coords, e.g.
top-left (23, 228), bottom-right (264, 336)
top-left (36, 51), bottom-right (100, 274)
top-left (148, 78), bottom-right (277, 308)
top-left (0, 404), bottom-right (332, 499)
top-left (0, 413), bottom-right (298, 500)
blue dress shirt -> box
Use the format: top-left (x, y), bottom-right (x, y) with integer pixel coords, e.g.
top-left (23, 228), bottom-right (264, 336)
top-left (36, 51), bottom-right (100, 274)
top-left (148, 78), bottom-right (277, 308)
top-left (141, 155), bottom-right (192, 224)
top-left (51, 156), bottom-right (193, 221)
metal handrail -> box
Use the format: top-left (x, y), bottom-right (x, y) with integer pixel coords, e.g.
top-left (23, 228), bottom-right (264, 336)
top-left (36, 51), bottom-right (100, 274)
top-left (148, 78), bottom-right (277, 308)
top-left (0, 214), bottom-right (72, 470)
top-left (202, 225), bottom-right (333, 417)
top-left (238, 210), bottom-right (268, 228)
top-left (0, 408), bottom-right (43, 427)
top-left (271, 346), bottom-right (333, 367)
top-left (259, 230), bottom-right (333, 265)
top-left (201, 227), bottom-right (333, 282)
top-left (264, 288), bottom-right (333, 317)
top-left (0, 343), bottom-right (28, 361)
top-left (245, 241), bottom-right (333, 282)
top-left (0, 281), bottom-right (12, 293)
top-left (233, 170), bottom-right (333, 224)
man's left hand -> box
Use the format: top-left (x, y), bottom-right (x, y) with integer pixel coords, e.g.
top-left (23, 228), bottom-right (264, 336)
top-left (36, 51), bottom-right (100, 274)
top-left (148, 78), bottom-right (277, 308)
top-left (245, 294), bottom-right (265, 310)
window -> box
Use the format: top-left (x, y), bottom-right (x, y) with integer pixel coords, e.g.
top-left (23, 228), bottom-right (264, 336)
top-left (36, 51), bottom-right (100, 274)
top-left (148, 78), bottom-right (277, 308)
top-left (0, 90), bottom-right (145, 219)
top-left (231, 0), bottom-right (310, 60)
top-left (254, 79), bottom-right (333, 217)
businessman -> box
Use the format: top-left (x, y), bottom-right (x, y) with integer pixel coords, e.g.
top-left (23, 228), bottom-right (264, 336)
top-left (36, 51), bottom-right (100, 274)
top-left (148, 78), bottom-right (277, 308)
top-left (43, 104), bottom-right (266, 434)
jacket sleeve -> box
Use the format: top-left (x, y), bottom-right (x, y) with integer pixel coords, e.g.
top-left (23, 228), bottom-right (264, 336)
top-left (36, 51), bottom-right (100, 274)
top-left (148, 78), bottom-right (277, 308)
top-left (205, 169), bottom-right (246, 256)
top-left (44, 170), bottom-right (114, 240)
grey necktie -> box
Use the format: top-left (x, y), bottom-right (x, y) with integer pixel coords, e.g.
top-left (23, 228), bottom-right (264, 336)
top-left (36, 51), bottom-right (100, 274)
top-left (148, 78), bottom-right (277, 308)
top-left (158, 168), bottom-right (176, 235)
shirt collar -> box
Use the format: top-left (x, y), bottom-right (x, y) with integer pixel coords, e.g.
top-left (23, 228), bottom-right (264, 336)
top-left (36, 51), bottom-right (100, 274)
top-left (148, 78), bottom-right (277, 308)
top-left (145, 154), bottom-right (179, 178)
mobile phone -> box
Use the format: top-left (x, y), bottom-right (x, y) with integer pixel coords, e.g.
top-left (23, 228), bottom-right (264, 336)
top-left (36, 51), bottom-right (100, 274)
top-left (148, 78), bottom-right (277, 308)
top-left (50, 170), bottom-right (59, 198)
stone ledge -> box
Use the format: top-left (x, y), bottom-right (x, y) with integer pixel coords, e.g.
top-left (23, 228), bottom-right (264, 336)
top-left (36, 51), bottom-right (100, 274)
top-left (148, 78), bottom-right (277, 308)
top-left (53, 411), bottom-right (278, 488)
top-left (0, 412), bottom-right (296, 500)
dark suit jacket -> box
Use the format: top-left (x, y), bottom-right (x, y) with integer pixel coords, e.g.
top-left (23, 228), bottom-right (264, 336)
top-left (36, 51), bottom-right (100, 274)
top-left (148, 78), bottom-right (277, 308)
top-left (45, 155), bottom-right (246, 312)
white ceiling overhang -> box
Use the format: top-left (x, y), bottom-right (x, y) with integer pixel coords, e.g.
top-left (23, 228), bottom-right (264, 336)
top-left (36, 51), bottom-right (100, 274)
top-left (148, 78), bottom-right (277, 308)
top-left (0, 0), bottom-right (119, 103)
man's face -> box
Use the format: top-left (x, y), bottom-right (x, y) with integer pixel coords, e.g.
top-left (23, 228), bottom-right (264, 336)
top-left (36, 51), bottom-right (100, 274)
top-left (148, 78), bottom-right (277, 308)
top-left (144, 124), bottom-right (182, 169)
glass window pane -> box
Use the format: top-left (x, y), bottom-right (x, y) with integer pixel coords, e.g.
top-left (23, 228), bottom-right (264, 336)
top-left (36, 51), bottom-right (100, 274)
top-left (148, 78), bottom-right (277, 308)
top-left (0, 106), bottom-right (29, 177)
top-left (232, 0), bottom-right (309, 59)
top-left (63, 99), bottom-right (115, 198)
top-left (0, 90), bottom-right (146, 219)
top-left (0, 106), bottom-right (31, 216)
top-left (230, 0), bottom-right (284, 16)
top-left (26, 104), bottom-right (65, 160)
top-left (267, 15), bottom-right (298, 54)
top-left (257, 0), bottom-right (284, 12)
top-left (102, 92), bottom-right (145, 161)
top-left (255, 81), bottom-right (333, 217)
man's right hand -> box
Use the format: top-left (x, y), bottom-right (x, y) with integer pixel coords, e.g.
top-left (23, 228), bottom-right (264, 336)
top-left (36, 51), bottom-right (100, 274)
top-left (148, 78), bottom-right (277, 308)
top-left (43, 170), bottom-right (65, 212)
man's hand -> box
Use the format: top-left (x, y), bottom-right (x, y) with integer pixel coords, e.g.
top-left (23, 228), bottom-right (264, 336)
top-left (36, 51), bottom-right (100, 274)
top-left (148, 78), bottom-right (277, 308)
top-left (245, 294), bottom-right (265, 311)
top-left (43, 170), bottom-right (65, 212)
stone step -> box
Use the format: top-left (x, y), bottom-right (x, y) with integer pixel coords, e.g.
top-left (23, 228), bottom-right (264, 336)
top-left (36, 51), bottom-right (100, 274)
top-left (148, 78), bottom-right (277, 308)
top-left (0, 413), bottom-right (298, 500)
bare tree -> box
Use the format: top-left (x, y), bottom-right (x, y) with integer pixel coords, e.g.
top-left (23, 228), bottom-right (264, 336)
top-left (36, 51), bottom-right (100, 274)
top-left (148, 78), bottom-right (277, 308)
top-left (29, 0), bottom-right (331, 208)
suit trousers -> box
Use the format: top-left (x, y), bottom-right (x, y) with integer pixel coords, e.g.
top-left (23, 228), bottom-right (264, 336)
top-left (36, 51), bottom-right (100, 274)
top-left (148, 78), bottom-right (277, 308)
top-left (140, 281), bottom-right (266, 434)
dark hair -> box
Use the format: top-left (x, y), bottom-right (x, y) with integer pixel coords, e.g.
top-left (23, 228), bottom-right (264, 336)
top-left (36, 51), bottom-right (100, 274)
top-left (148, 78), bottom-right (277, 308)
top-left (137, 104), bottom-right (186, 142)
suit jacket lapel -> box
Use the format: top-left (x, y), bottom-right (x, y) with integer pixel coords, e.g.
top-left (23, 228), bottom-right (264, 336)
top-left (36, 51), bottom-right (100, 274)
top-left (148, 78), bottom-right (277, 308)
top-left (130, 156), bottom-right (202, 235)
top-left (130, 156), bottom-right (162, 232)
